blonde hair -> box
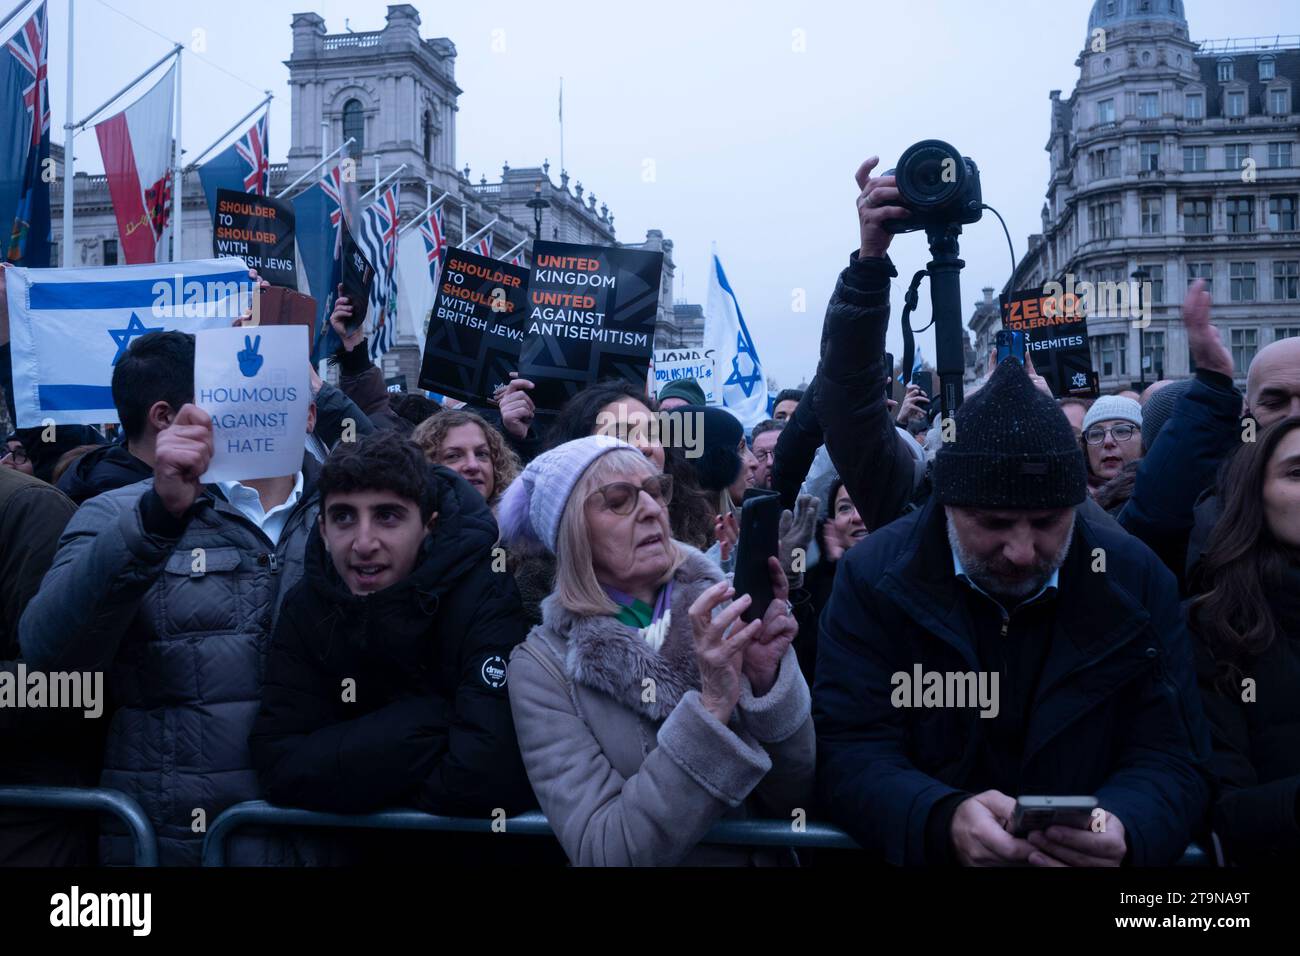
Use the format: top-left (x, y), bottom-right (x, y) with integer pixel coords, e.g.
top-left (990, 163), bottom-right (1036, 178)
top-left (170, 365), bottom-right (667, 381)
top-left (555, 447), bottom-right (686, 618)
top-left (411, 409), bottom-right (521, 505)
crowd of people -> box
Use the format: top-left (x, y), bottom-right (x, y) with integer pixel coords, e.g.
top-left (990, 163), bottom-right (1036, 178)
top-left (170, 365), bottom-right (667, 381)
top-left (1, 154), bottom-right (1298, 867)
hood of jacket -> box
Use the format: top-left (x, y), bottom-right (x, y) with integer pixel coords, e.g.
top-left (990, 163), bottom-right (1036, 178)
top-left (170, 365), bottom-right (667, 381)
top-left (537, 546), bottom-right (724, 721)
top-left (54, 441), bottom-right (149, 503)
top-left (303, 464), bottom-right (501, 650)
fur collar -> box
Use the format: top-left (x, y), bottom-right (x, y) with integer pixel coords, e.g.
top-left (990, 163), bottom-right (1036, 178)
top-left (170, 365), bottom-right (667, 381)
top-left (538, 546), bottom-right (725, 720)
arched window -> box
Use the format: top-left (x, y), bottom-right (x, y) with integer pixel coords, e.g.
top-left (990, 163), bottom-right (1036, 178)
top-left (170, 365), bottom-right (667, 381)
top-left (422, 110), bottom-right (432, 162)
top-left (342, 99), bottom-right (365, 157)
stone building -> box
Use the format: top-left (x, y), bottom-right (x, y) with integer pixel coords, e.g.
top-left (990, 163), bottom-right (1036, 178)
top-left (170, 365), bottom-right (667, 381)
top-left (50, 3), bottom-right (686, 391)
top-left (988, 0), bottom-right (1299, 392)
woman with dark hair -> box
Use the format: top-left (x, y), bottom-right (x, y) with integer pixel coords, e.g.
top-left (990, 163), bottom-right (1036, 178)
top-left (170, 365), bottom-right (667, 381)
top-left (545, 380), bottom-right (715, 551)
top-left (1188, 416), bottom-right (1300, 864)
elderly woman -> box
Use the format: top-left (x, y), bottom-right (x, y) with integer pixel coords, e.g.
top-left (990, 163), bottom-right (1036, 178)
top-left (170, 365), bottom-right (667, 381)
top-left (499, 436), bottom-right (815, 866)
top-left (411, 409), bottom-right (520, 509)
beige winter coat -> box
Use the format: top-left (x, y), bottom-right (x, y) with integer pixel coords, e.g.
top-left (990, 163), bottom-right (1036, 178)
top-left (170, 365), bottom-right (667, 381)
top-left (507, 546), bottom-right (816, 866)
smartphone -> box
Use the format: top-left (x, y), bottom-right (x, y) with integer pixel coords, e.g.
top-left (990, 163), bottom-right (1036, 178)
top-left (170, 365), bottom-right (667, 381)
top-left (995, 329), bottom-right (1026, 366)
top-left (731, 488), bottom-right (782, 623)
top-left (909, 367), bottom-right (931, 404)
top-left (339, 217), bottom-right (375, 333)
top-left (883, 351), bottom-right (895, 400)
top-left (1010, 796), bottom-right (1099, 837)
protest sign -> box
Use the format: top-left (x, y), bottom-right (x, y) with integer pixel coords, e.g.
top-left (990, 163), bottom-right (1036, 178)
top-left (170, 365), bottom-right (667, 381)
top-left (212, 189), bottom-right (296, 289)
top-left (194, 325), bottom-right (309, 483)
top-left (5, 258), bottom-right (253, 426)
top-left (999, 285), bottom-right (1099, 397)
top-left (518, 241), bottom-right (663, 410)
top-left (653, 347), bottom-right (717, 403)
top-left (417, 248), bottom-right (529, 403)
top-left (339, 216), bottom-right (375, 333)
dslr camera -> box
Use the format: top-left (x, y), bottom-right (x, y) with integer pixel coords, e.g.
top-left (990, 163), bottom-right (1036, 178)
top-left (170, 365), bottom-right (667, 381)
top-left (883, 139), bottom-right (983, 235)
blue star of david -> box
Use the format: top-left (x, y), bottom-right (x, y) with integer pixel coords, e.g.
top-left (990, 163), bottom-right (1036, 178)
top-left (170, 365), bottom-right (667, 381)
top-left (108, 313), bottom-right (164, 365)
top-left (725, 330), bottom-right (763, 397)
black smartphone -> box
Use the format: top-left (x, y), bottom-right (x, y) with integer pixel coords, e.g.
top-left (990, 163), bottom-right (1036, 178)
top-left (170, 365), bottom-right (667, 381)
top-left (909, 367), bottom-right (931, 404)
top-left (1010, 796), bottom-right (1099, 837)
top-left (339, 216), bottom-right (375, 333)
top-left (995, 329), bottom-right (1026, 366)
top-left (883, 351), bottom-right (895, 400)
top-left (731, 488), bottom-right (782, 623)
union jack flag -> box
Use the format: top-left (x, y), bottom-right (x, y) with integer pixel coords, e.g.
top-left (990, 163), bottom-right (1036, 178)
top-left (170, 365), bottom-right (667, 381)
top-left (358, 185), bottom-right (401, 359)
top-left (419, 207), bottom-right (447, 285)
top-left (510, 250), bottom-right (524, 267)
top-left (477, 233), bottom-right (493, 259)
top-left (235, 110), bottom-right (270, 195)
top-left (7, 2), bottom-right (49, 148)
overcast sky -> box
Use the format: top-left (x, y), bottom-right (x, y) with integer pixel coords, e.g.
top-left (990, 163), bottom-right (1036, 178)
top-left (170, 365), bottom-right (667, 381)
top-left (43, 0), bottom-right (1297, 387)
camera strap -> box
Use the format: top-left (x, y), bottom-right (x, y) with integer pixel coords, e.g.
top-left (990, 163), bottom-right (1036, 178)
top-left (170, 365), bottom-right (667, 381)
top-left (898, 269), bottom-right (929, 392)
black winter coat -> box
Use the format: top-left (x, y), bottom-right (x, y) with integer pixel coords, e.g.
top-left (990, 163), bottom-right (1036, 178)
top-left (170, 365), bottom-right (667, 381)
top-left (814, 497), bottom-right (1212, 866)
top-left (56, 442), bottom-right (153, 504)
top-left (1192, 565), bottom-right (1300, 864)
top-left (250, 465), bottom-right (535, 817)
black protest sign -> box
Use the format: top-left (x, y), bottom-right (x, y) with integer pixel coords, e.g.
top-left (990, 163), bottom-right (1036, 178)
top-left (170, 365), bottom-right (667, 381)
top-left (417, 248), bottom-right (529, 403)
top-left (999, 286), bottom-right (1099, 398)
top-left (518, 241), bottom-right (663, 410)
top-left (339, 216), bottom-right (374, 333)
top-left (212, 189), bottom-right (297, 288)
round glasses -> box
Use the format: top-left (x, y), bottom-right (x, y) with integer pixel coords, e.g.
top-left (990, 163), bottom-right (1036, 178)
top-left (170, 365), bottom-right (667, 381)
top-left (1, 446), bottom-right (29, 465)
top-left (1083, 423), bottom-right (1138, 445)
top-left (588, 474), bottom-right (674, 515)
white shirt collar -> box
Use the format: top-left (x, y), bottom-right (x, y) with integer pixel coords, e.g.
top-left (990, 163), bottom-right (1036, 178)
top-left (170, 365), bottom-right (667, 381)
top-left (951, 545), bottom-right (1059, 610)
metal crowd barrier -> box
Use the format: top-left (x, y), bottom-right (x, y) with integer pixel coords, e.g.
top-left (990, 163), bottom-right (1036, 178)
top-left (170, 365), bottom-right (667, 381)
top-left (201, 800), bottom-right (1208, 866)
top-left (0, 785), bottom-right (159, 866)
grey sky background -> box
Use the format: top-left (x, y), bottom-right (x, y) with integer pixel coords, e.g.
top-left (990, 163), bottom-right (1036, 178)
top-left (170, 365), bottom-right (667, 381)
top-left (45, 0), bottom-right (1297, 387)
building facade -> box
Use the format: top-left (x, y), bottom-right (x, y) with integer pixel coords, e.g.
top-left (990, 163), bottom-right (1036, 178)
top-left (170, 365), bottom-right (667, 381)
top-left (51, 3), bottom-right (689, 391)
top-left (989, 0), bottom-right (1300, 392)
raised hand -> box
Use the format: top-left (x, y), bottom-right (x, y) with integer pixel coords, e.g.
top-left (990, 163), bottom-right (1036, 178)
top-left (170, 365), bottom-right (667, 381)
top-left (741, 556), bottom-right (799, 696)
top-left (493, 372), bottom-right (537, 439)
top-left (153, 404), bottom-right (214, 518)
top-left (855, 156), bottom-right (909, 259)
top-left (1183, 279), bottom-right (1232, 378)
top-left (688, 580), bottom-right (761, 725)
top-left (329, 283), bottom-right (365, 353)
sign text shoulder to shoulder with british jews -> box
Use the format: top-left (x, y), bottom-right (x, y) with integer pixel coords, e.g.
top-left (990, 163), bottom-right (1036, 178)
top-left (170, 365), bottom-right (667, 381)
top-left (195, 326), bottom-right (309, 483)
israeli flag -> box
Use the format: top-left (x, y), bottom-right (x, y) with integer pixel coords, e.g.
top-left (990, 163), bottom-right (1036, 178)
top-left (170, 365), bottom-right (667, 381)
top-left (6, 258), bottom-right (253, 426)
top-left (703, 250), bottom-right (767, 430)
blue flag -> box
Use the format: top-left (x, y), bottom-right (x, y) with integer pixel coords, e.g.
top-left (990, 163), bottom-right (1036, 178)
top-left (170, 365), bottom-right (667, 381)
top-left (290, 164), bottom-right (345, 363)
top-left (1, 1), bottom-right (52, 267)
top-left (197, 111), bottom-right (269, 218)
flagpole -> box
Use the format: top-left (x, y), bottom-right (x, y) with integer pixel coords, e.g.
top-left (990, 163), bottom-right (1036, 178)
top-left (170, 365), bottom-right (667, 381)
top-left (558, 76), bottom-right (564, 180)
top-left (459, 219), bottom-right (497, 249)
top-left (501, 236), bottom-right (527, 261)
top-left (274, 137), bottom-right (354, 199)
top-left (70, 43), bottom-right (180, 132)
top-left (0, 0), bottom-right (36, 36)
top-left (172, 48), bottom-right (181, 262)
top-left (183, 92), bottom-right (272, 170)
top-left (61, 0), bottom-right (74, 266)
top-left (360, 163), bottom-right (407, 202)
top-left (397, 191), bottom-right (451, 236)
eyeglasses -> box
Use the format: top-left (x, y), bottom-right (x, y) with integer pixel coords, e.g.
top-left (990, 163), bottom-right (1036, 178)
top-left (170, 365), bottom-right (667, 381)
top-left (1083, 423), bottom-right (1139, 445)
top-left (588, 475), bottom-right (674, 515)
top-left (1, 446), bottom-right (28, 465)
top-left (754, 449), bottom-right (775, 463)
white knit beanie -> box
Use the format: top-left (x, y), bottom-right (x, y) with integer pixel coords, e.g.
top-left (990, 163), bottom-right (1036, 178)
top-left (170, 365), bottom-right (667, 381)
top-left (496, 435), bottom-right (637, 554)
top-left (1081, 395), bottom-right (1142, 434)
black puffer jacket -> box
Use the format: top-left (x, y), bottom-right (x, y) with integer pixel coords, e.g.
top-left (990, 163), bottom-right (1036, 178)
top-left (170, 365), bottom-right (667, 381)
top-left (250, 465), bottom-right (535, 817)
top-left (56, 442), bottom-right (153, 504)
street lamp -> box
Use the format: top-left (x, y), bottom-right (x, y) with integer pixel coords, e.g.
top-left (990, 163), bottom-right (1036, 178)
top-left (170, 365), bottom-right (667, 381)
top-left (1132, 268), bottom-right (1150, 390)
top-left (526, 182), bottom-right (550, 241)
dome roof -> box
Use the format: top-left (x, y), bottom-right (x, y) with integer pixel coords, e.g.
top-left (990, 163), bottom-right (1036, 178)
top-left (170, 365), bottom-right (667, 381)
top-left (1087, 0), bottom-right (1188, 35)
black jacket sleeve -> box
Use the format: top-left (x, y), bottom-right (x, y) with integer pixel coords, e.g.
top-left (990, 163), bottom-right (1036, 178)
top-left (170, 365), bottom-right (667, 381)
top-left (337, 342), bottom-right (411, 434)
top-left (771, 377), bottom-right (824, 511)
top-left (250, 590), bottom-right (454, 814)
top-left (813, 253), bottom-right (920, 531)
top-left (1195, 645), bottom-right (1300, 864)
top-left (414, 566), bottom-right (535, 816)
top-left (1118, 369), bottom-right (1241, 588)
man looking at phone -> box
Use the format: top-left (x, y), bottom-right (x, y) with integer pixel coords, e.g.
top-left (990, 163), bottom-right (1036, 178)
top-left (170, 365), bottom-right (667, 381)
top-left (814, 357), bottom-right (1210, 866)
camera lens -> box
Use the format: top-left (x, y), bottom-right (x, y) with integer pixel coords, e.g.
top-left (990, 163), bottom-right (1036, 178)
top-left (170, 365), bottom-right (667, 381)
top-left (896, 140), bottom-right (964, 211)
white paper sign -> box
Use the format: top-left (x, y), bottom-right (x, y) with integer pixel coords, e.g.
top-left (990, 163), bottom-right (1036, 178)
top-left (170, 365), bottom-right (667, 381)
top-left (652, 347), bottom-right (717, 403)
top-left (194, 326), bottom-right (309, 483)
